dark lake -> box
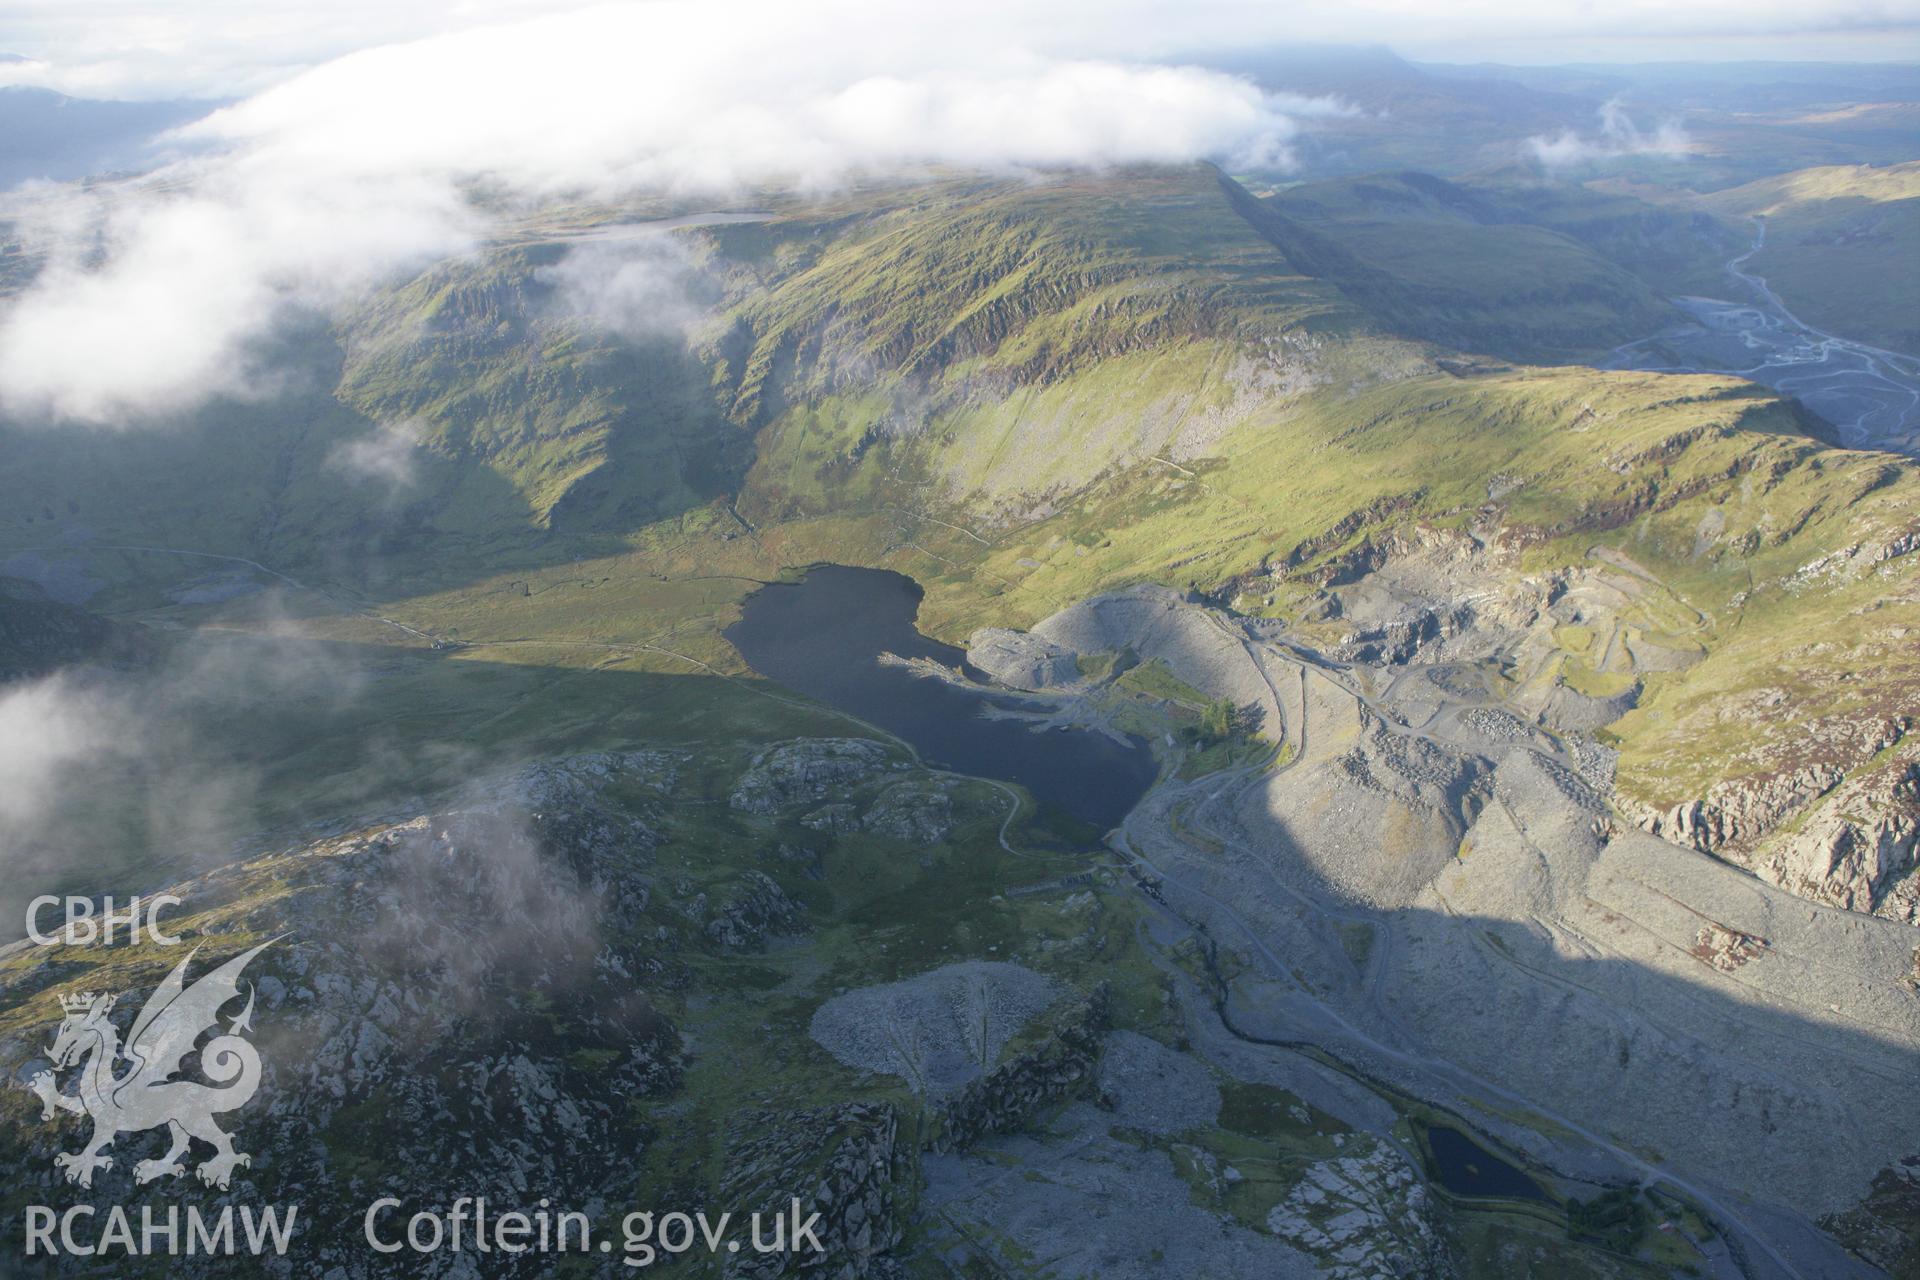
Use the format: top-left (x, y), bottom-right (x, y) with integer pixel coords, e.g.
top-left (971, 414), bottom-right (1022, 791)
top-left (1423, 1125), bottom-right (1549, 1201)
top-left (725, 565), bottom-right (1157, 830)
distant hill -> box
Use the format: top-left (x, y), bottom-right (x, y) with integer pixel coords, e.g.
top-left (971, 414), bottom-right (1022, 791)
top-left (0, 164), bottom-right (1910, 884)
top-left (1190, 44), bottom-right (1594, 176)
top-left (1704, 161), bottom-right (1920, 355)
top-left (0, 85), bottom-right (217, 187)
top-left (1189, 49), bottom-right (1920, 187)
top-left (1250, 170), bottom-right (1729, 360)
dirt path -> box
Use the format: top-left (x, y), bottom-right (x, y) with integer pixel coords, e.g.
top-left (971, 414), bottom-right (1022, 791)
top-left (1106, 612), bottom-right (1810, 1279)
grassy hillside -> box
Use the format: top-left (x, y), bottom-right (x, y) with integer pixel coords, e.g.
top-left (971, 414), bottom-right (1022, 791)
top-left (800, 363), bottom-right (1918, 822)
top-left (1461, 178), bottom-right (1740, 297)
top-left (1254, 172), bottom-right (1687, 361)
top-left (0, 162), bottom-right (1912, 872)
top-left (1705, 161), bottom-right (1920, 353)
top-left (336, 244), bottom-right (747, 535)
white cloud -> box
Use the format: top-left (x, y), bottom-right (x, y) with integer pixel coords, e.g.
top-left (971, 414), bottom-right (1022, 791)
top-left (0, 673), bottom-right (125, 836)
top-left (537, 232), bottom-right (705, 342)
top-left (176, 8), bottom-right (1333, 191)
top-left (328, 419), bottom-right (427, 491)
top-left (1526, 98), bottom-right (1692, 169)
top-left (0, 625), bottom-right (373, 883)
top-left (0, 1), bottom-right (1351, 427)
top-left (0, 166), bottom-right (471, 422)
top-left (3, 1), bottom-right (1915, 101)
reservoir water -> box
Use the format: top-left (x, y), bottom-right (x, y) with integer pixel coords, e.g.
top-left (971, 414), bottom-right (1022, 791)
top-left (725, 565), bottom-right (1157, 830)
top-left (1423, 1125), bottom-right (1549, 1201)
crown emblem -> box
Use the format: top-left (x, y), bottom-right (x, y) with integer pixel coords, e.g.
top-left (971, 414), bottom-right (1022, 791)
top-left (57, 991), bottom-right (100, 1014)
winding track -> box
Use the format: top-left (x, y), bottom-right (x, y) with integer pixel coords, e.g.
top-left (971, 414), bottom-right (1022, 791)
top-left (1107, 614), bottom-right (1811, 1280)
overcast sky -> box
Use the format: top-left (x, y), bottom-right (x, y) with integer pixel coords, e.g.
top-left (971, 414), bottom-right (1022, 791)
top-left (3, 0), bottom-right (1917, 101)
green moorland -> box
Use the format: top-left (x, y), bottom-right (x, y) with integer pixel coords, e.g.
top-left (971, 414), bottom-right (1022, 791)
top-left (1255, 171), bottom-right (1691, 360)
top-left (2, 162), bottom-right (1913, 855)
top-left (0, 159), bottom-right (1909, 1277)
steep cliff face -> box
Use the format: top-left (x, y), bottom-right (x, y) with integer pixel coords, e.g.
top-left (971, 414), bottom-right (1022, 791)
top-left (927, 985), bottom-right (1110, 1154)
top-left (1757, 748), bottom-right (1920, 923)
top-left (722, 1102), bottom-right (913, 1280)
top-left (1629, 726), bottom-right (1919, 923)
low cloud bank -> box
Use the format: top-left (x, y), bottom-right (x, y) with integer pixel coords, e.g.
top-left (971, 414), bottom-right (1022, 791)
top-left (1527, 98), bottom-right (1691, 169)
top-left (326, 419), bottom-right (427, 493)
top-left (0, 623), bottom-right (372, 930)
top-left (536, 233), bottom-right (708, 343)
top-left (0, 2), bottom-right (1347, 427)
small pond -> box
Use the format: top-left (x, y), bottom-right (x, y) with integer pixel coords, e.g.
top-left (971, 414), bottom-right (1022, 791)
top-left (1424, 1125), bottom-right (1550, 1201)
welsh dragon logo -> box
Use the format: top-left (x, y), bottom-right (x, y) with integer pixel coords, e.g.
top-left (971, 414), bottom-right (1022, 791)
top-left (29, 941), bottom-right (272, 1190)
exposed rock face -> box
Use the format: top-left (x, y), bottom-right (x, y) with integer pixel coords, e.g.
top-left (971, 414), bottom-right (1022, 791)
top-left (1631, 762), bottom-right (1846, 853)
top-left (1632, 732), bottom-right (1920, 923)
top-left (967, 626), bottom-right (1079, 690)
top-left (731, 739), bottom-right (893, 814)
top-left (706, 871), bottom-right (808, 950)
top-left (860, 781), bottom-right (953, 843)
top-left (928, 984), bottom-right (1109, 1153)
top-left (1328, 600), bottom-right (1478, 667)
top-left (802, 802), bottom-right (861, 833)
top-left (0, 753), bottom-right (681, 1277)
top-left (1822, 1157), bottom-right (1920, 1279)
top-left (723, 1103), bottom-right (911, 1279)
top-left (1757, 752), bottom-right (1920, 923)
top-left (1304, 524), bottom-right (1543, 670)
top-left (1264, 1142), bottom-right (1446, 1280)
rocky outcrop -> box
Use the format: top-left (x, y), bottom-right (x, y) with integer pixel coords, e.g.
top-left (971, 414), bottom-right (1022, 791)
top-left (967, 626), bottom-right (1080, 690)
top-left (0, 753), bottom-right (682, 1276)
top-left (927, 984), bottom-right (1109, 1153)
top-left (731, 739), bottom-right (893, 814)
top-left (1631, 733), bottom-right (1920, 923)
top-left (1631, 761), bottom-right (1846, 854)
top-left (802, 802), bottom-right (862, 833)
top-left (860, 781), bottom-right (953, 843)
top-left (723, 1102), bottom-right (912, 1279)
top-left (1821, 1157), bottom-right (1920, 1279)
top-left (705, 871), bottom-right (808, 949)
top-left (1328, 600), bottom-right (1478, 667)
top-left (1264, 1141), bottom-right (1447, 1280)
top-left (1756, 752), bottom-right (1920, 923)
